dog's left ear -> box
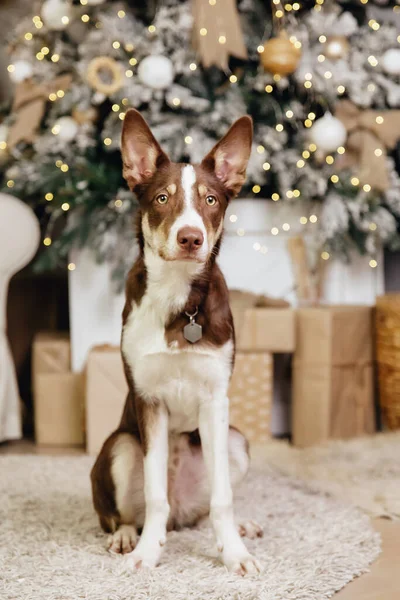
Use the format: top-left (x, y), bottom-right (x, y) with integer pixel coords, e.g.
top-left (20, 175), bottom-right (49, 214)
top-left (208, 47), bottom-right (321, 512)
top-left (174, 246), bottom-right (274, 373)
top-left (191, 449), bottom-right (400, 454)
top-left (201, 116), bottom-right (253, 197)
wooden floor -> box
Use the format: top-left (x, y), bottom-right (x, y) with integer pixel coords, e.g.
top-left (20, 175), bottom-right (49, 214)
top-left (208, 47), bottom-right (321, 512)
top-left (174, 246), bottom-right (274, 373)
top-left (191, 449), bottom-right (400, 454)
top-left (1, 440), bottom-right (399, 599)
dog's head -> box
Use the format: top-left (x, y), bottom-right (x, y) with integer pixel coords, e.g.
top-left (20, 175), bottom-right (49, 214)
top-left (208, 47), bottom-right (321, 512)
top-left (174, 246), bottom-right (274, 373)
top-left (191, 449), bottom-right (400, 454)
top-left (121, 109), bottom-right (253, 263)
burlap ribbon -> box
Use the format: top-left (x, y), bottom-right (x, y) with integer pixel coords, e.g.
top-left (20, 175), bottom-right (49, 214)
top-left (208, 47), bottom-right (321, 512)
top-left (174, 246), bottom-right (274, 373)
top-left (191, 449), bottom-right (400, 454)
top-left (192, 0), bottom-right (247, 70)
top-left (7, 74), bottom-right (72, 148)
top-left (335, 100), bottom-right (400, 192)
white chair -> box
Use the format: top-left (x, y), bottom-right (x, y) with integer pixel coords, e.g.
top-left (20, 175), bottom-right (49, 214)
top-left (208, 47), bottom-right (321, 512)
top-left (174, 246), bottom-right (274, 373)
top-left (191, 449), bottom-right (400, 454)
top-left (0, 193), bottom-right (40, 442)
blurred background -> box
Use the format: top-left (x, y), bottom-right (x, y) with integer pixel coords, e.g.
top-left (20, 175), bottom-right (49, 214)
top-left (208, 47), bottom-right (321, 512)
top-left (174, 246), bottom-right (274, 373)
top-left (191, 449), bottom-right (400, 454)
top-left (0, 0), bottom-right (400, 452)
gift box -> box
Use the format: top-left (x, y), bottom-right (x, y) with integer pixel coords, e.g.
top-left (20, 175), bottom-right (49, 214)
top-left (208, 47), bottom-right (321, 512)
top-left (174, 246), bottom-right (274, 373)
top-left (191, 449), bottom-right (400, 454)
top-left (86, 345), bottom-right (127, 455)
top-left (292, 306), bottom-right (376, 448)
top-left (32, 333), bottom-right (84, 446)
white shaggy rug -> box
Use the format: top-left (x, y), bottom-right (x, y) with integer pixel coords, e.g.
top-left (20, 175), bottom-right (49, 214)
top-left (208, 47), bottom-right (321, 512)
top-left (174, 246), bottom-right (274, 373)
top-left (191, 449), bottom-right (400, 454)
top-left (258, 432), bottom-right (400, 519)
top-left (0, 456), bottom-right (380, 600)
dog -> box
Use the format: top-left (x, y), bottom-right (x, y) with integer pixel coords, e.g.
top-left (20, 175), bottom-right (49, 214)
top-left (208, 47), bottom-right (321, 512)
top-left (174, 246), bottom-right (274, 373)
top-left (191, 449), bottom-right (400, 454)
top-left (91, 109), bottom-right (262, 576)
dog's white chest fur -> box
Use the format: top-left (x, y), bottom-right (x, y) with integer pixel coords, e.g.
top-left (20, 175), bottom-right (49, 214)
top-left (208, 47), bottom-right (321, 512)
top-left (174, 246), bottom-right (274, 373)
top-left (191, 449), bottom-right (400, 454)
top-left (121, 252), bottom-right (233, 434)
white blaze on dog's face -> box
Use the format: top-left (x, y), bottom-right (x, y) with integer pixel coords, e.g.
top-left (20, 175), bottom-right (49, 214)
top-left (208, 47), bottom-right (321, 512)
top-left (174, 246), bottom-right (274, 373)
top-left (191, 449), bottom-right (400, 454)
top-left (121, 109), bottom-right (253, 263)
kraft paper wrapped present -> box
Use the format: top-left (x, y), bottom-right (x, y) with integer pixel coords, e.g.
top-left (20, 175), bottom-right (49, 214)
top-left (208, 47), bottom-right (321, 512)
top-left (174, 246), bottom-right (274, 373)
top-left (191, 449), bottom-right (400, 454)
top-left (292, 306), bottom-right (376, 448)
top-left (32, 333), bottom-right (84, 446)
top-left (86, 345), bottom-right (127, 455)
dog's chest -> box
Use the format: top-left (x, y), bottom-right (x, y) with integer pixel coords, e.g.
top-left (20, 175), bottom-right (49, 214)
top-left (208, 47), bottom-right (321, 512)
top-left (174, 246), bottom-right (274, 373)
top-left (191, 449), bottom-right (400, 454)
top-left (122, 294), bottom-right (233, 433)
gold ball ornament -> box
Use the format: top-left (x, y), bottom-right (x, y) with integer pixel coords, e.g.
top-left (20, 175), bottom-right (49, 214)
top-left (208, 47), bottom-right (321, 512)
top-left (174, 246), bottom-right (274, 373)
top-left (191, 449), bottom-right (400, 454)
top-left (86, 57), bottom-right (123, 96)
top-left (325, 36), bottom-right (350, 60)
top-left (260, 35), bottom-right (301, 76)
top-left (72, 107), bottom-right (98, 125)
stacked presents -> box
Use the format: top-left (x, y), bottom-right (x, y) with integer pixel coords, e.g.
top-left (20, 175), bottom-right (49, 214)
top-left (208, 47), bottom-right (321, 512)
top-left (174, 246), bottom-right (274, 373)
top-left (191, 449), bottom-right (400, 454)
top-left (32, 294), bottom-right (377, 453)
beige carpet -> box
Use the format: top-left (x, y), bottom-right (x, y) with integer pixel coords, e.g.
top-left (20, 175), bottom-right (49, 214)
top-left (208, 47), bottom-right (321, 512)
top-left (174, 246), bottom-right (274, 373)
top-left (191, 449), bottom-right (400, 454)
top-left (257, 432), bottom-right (400, 519)
top-left (0, 456), bottom-right (380, 600)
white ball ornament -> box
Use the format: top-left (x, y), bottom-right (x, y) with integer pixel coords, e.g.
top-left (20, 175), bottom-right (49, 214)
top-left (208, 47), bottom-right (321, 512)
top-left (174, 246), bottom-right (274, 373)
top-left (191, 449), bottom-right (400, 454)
top-left (138, 55), bottom-right (174, 90)
top-left (309, 112), bottom-right (347, 154)
top-left (382, 49), bottom-right (400, 76)
top-left (41, 0), bottom-right (73, 31)
top-left (9, 60), bottom-right (33, 83)
top-left (53, 116), bottom-right (79, 142)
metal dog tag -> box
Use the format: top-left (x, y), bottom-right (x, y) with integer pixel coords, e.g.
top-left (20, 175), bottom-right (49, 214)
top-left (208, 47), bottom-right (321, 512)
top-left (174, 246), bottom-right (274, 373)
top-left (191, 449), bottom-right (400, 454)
top-left (183, 308), bottom-right (202, 344)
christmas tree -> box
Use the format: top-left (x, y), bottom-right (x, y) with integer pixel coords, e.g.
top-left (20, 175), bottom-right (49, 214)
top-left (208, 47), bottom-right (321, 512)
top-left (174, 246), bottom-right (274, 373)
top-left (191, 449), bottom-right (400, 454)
top-left (1, 0), bottom-right (400, 284)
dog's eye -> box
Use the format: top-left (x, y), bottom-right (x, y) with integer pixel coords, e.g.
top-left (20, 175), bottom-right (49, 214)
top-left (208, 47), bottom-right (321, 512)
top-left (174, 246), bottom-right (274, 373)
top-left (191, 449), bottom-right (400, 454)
top-left (206, 195), bottom-right (217, 206)
top-left (156, 194), bottom-right (168, 205)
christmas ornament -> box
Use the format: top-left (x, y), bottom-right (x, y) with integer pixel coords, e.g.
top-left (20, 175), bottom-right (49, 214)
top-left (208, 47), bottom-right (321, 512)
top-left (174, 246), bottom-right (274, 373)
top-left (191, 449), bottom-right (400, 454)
top-left (86, 57), bottom-right (123, 96)
top-left (9, 60), bottom-right (33, 83)
top-left (138, 55), bottom-right (174, 90)
top-left (72, 107), bottom-right (97, 125)
top-left (325, 36), bottom-right (349, 60)
top-left (41, 0), bottom-right (73, 31)
top-left (192, 0), bottom-right (247, 70)
top-left (53, 116), bottom-right (79, 142)
top-left (308, 112), bottom-right (347, 154)
top-left (335, 100), bottom-right (400, 192)
top-left (260, 34), bottom-right (301, 76)
top-left (7, 75), bottom-right (72, 148)
top-left (382, 49), bottom-right (400, 76)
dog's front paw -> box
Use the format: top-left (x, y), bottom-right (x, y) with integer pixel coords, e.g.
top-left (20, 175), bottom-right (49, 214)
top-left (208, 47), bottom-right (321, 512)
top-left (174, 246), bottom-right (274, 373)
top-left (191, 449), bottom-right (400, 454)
top-left (108, 525), bottom-right (138, 554)
top-left (128, 538), bottom-right (165, 570)
top-left (222, 543), bottom-right (262, 576)
top-left (238, 520), bottom-right (263, 540)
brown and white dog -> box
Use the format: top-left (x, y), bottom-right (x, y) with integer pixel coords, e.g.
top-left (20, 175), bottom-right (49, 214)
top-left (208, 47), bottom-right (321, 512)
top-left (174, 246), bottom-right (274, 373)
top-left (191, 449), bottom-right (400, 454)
top-left (91, 109), bottom-right (262, 576)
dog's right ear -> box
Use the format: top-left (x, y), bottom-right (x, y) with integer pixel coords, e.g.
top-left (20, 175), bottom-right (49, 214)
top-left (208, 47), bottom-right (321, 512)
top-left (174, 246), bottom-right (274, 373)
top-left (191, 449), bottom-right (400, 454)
top-left (121, 109), bottom-right (169, 190)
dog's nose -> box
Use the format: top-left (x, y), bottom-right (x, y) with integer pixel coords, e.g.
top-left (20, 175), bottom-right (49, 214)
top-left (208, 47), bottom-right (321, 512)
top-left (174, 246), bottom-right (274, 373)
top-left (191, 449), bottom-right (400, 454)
top-left (177, 227), bottom-right (204, 251)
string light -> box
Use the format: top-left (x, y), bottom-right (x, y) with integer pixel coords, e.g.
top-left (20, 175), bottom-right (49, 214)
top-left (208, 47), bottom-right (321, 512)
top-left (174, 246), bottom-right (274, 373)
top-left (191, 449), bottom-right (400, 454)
top-left (172, 97), bottom-right (181, 106)
top-left (34, 20), bottom-right (43, 29)
top-left (118, 10), bottom-right (126, 18)
top-left (297, 159), bottom-right (305, 168)
top-left (293, 189), bottom-right (301, 198)
top-left (337, 85), bottom-right (345, 94)
top-left (265, 85), bottom-right (273, 93)
top-left (331, 174), bottom-right (339, 183)
top-left (286, 190), bottom-right (294, 198)
top-left (257, 45), bottom-right (264, 53)
top-left (308, 112), bottom-right (316, 120)
top-left (304, 73), bottom-right (313, 80)
top-left (36, 52), bottom-right (44, 61)
top-left (272, 193), bottom-right (280, 201)
top-left (119, 113), bottom-right (125, 120)
top-left (56, 90), bottom-right (64, 98)
top-left (104, 138), bottom-right (112, 146)
top-left (209, 0), bottom-right (217, 5)
top-left (80, 0), bottom-right (88, 4)
top-left (337, 146), bottom-right (345, 154)
top-left (184, 136), bottom-right (193, 144)
top-left (60, 164), bottom-right (69, 173)
top-left (253, 242), bottom-right (261, 251)
top-left (275, 10), bottom-right (284, 18)
top-left (148, 25), bottom-right (156, 33)
top-left (0, 142), bottom-right (6, 150)
top-left (7, 64), bottom-right (14, 72)
top-left (319, 35), bottom-right (326, 43)
top-left (285, 4), bottom-right (292, 11)
top-left (229, 75), bottom-right (237, 83)
top-left (317, 54), bottom-right (325, 62)
top-left (129, 58), bottom-right (137, 66)
top-left (304, 81), bottom-right (312, 89)
top-left (237, 228), bottom-right (245, 236)
top-left (189, 63), bottom-right (197, 71)
top-left (43, 237), bottom-right (52, 246)
top-left (68, 263), bottom-right (76, 271)
top-left (262, 162), bottom-right (271, 171)
top-left (369, 259), bottom-right (377, 268)
top-left (218, 35), bottom-right (226, 44)
top-left (374, 148), bottom-right (382, 157)
top-left (302, 150), bottom-right (310, 159)
top-left (271, 227), bottom-right (279, 235)
top-left (309, 143), bottom-right (317, 152)
top-left (45, 193), bottom-right (53, 201)
top-left (309, 214), bottom-right (318, 223)
top-left (282, 223), bottom-right (290, 231)
top-left (257, 145), bottom-right (265, 153)
top-left (7, 180), bottom-right (14, 188)
top-left (324, 71), bottom-right (332, 79)
top-left (363, 184), bottom-right (371, 192)
top-left (81, 14), bottom-right (90, 22)
top-left (55, 160), bottom-right (63, 167)
top-left (369, 223), bottom-right (377, 231)
top-left (229, 214), bottom-right (238, 223)
top-left (122, 98), bottom-right (129, 106)
top-left (351, 177), bottom-right (360, 186)
top-left (367, 83), bottom-right (375, 92)
top-left (200, 28), bottom-right (207, 36)
top-left (300, 216), bottom-right (308, 224)
top-left (375, 116), bottom-right (384, 124)
top-left (273, 74), bottom-right (281, 82)
top-left (286, 110), bottom-right (293, 118)
top-left (61, 202), bottom-right (70, 211)
top-left (115, 199), bottom-right (123, 207)
top-left (125, 69), bottom-right (133, 77)
top-left (368, 56), bottom-right (378, 67)
top-left (61, 16), bottom-right (69, 25)
top-left (276, 124), bottom-right (284, 132)
top-left (252, 185), bottom-right (261, 193)
top-left (304, 119), bottom-right (312, 128)
top-left (293, 2), bottom-right (300, 10)
top-left (112, 104), bottom-right (120, 112)
top-left (125, 44), bottom-right (134, 52)
top-left (321, 251), bottom-right (330, 260)
top-left (25, 32), bottom-right (33, 40)
top-left (326, 155), bottom-right (334, 164)
top-left (112, 41), bottom-right (120, 49)
top-left (51, 54), bottom-right (60, 63)
top-left (51, 125), bottom-right (60, 135)
top-left (49, 93), bottom-right (57, 101)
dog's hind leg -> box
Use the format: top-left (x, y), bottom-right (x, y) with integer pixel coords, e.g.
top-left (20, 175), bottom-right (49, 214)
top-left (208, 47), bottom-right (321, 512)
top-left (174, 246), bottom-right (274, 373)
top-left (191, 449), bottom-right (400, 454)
top-left (90, 431), bottom-right (145, 554)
